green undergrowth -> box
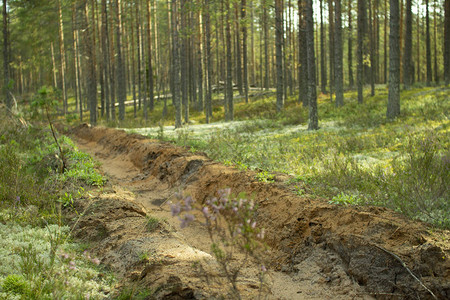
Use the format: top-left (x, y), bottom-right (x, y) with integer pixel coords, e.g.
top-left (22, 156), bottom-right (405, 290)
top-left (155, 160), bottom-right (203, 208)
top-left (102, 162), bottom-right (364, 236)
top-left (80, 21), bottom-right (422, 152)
top-left (148, 86), bottom-right (449, 228)
top-left (0, 112), bottom-right (114, 299)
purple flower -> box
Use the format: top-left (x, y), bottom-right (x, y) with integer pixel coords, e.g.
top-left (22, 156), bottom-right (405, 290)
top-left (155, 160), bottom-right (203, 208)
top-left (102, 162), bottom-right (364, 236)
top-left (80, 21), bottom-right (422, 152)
top-left (180, 213), bottom-right (195, 228)
top-left (184, 196), bottom-right (194, 210)
top-left (202, 206), bottom-right (210, 217)
top-left (171, 203), bottom-right (181, 216)
top-left (251, 221), bottom-right (257, 229)
top-left (261, 265), bottom-right (267, 272)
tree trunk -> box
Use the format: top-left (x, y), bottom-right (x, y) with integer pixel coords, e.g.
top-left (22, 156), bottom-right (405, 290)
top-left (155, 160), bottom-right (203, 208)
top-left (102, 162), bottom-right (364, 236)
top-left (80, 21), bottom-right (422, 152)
top-left (306, 0), bottom-right (318, 130)
top-left (445, 0), bottom-right (450, 85)
top-left (146, 0), bottom-right (154, 111)
top-left (225, 0), bottom-right (233, 121)
top-left (131, 2), bottom-right (137, 118)
top-left (172, 0), bottom-right (182, 128)
top-left (2, 0), bottom-right (10, 110)
top-left (369, 0), bottom-right (375, 96)
top-left (417, 2), bottom-right (420, 82)
top-left (425, 0), bottom-right (432, 85)
top-left (320, 0), bottom-right (327, 93)
top-left (101, 0), bottom-right (110, 120)
top-left (275, 0), bottom-right (284, 112)
top-left (181, 0), bottom-right (189, 123)
top-left (263, 3), bottom-right (269, 90)
top-left (84, 0), bottom-right (97, 125)
top-left (403, 0), bottom-right (413, 88)
top-left (348, 0), bottom-right (354, 87)
top-left (384, 0), bottom-right (388, 83)
top-left (357, 0), bottom-right (365, 104)
top-left (242, 0), bottom-right (249, 103)
top-left (235, 4), bottom-right (243, 96)
top-left (334, 0), bottom-right (344, 107)
top-left (136, 2), bottom-right (142, 112)
top-left (51, 42), bottom-right (58, 88)
top-left (328, 0), bottom-right (335, 100)
top-left (58, 0), bottom-right (67, 114)
top-left (204, 0), bottom-right (212, 122)
top-left (433, 0), bottom-right (438, 83)
top-left (250, 0), bottom-right (256, 86)
top-left (298, 0), bottom-right (308, 106)
top-left (115, 0), bottom-right (125, 121)
top-left (387, 0), bottom-right (400, 119)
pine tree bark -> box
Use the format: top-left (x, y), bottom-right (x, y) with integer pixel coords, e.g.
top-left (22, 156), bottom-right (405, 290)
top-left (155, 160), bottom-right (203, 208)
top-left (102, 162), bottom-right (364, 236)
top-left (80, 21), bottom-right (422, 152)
top-left (235, 4), bottom-right (243, 96)
top-left (306, 0), bottom-right (318, 130)
top-left (348, 0), bottom-right (354, 87)
top-left (172, 0), bottom-right (182, 128)
top-left (225, 0), bottom-right (233, 121)
top-left (369, 0), bottom-right (375, 96)
top-left (204, 0), bottom-right (212, 122)
top-left (131, 2), bottom-right (137, 118)
top-left (328, 0), bottom-right (335, 99)
top-left (433, 1), bottom-right (438, 83)
top-left (181, 0), bottom-right (189, 123)
top-left (115, 0), bottom-right (125, 121)
top-left (242, 0), bottom-right (249, 103)
top-left (425, 0), bottom-right (432, 85)
top-left (445, 0), bottom-right (450, 85)
top-left (403, 0), bottom-right (413, 88)
top-left (263, 2), bottom-right (269, 90)
top-left (3, 0), bottom-right (10, 110)
top-left (147, 0), bottom-right (154, 111)
top-left (334, 0), bottom-right (344, 107)
top-left (84, 0), bottom-right (97, 125)
top-left (387, 0), bottom-right (400, 119)
top-left (136, 2), bottom-right (142, 111)
top-left (417, 2), bottom-right (420, 82)
top-left (384, 0), bottom-right (388, 83)
top-left (275, 0), bottom-right (284, 112)
top-left (101, 0), bottom-right (110, 120)
top-left (298, 0), bottom-right (308, 106)
top-left (58, 0), bottom-right (67, 114)
top-left (320, 0), bottom-right (327, 93)
top-left (357, 0), bottom-right (365, 103)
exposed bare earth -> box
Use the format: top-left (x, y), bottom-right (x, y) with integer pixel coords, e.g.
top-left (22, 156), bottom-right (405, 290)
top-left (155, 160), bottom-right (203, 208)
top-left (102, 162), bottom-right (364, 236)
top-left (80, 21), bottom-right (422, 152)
top-left (68, 124), bottom-right (449, 299)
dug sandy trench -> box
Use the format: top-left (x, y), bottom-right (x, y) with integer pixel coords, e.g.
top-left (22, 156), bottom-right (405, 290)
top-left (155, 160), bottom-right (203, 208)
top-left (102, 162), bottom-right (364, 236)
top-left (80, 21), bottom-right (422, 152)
top-left (68, 124), bottom-right (449, 299)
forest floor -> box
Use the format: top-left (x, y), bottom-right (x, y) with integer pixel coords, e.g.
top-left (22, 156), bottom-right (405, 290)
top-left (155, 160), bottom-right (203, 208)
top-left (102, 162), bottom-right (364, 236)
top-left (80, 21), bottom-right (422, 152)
top-left (68, 124), bottom-right (449, 299)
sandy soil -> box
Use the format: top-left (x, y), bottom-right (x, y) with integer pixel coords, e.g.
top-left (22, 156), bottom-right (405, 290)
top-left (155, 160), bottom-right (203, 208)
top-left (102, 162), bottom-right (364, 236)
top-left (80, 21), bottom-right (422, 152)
top-left (67, 124), bottom-right (449, 299)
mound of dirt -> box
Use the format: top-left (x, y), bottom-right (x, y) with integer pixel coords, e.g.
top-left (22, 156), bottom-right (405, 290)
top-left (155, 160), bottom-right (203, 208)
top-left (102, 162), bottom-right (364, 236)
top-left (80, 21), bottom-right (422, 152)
top-left (69, 124), bottom-right (449, 299)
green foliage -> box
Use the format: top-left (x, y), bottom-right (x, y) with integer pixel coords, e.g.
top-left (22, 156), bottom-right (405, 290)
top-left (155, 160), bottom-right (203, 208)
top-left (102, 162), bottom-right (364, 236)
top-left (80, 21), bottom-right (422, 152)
top-left (0, 223), bottom-right (115, 299)
top-left (255, 170), bottom-right (275, 183)
top-left (329, 193), bottom-right (362, 206)
top-left (30, 86), bottom-right (61, 119)
top-left (145, 216), bottom-right (160, 232)
top-left (1, 275), bottom-right (28, 295)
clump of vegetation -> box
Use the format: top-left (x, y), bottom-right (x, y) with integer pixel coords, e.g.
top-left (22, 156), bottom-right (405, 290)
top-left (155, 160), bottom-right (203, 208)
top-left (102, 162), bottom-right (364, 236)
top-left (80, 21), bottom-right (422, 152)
top-left (0, 106), bottom-right (113, 298)
top-left (170, 189), bottom-right (267, 299)
top-left (0, 223), bottom-right (114, 299)
top-left (145, 216), bottom-right (160, 232)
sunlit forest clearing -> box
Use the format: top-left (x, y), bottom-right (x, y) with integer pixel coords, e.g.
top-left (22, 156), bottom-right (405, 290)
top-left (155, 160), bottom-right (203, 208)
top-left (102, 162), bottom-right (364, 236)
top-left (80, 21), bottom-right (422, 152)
top-left (1, 0), bottom-right (449, 299)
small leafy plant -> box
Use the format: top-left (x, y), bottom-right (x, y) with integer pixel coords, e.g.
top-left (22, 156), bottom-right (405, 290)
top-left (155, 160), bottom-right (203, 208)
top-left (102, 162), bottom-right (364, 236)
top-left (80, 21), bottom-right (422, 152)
top-left (170, 189), bottom-right (267, 299)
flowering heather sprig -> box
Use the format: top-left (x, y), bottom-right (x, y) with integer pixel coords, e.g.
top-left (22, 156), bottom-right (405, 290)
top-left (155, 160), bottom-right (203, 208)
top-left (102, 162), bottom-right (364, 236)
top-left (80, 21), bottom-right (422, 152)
top-left (170, 193), bottom-right (196, 228)
top-left (171, 189), bottom-right (265, 244)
